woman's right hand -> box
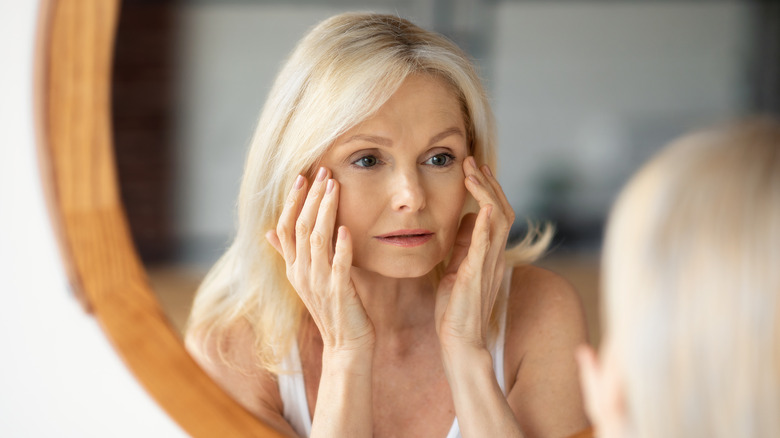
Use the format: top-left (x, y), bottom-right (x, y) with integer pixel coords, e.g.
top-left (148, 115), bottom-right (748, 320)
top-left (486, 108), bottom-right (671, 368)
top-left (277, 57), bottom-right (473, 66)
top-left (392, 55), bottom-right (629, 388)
top-left (265, 167), bottom-right (375, 352)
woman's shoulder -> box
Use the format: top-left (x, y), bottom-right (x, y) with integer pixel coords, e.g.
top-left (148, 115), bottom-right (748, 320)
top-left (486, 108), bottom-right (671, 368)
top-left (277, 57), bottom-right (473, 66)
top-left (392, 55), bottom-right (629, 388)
top-left (504, 264), bottom-right (588, 376)
top-left (502, 264), bottom-right (591, 434)
top-left (185, 320), bottom-right (286, 423)
top-left (506, 264), bottom-right (585, 322)
top-left (185, 319), bottom-right (257, 372)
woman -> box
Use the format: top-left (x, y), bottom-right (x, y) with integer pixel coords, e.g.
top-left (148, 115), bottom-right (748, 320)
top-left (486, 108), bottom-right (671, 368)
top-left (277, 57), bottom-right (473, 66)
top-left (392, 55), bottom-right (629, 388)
top-left (186, 13), bottom-right (588, 437)
top-left (577, 117), bottom-right (780, 438)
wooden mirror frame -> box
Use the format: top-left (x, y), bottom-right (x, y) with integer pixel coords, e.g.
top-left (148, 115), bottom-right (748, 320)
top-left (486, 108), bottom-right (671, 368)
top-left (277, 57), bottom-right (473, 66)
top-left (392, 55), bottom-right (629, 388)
top-left (33, 0), bottom-right (283, 435)
top-left (33, 1), bottom-right (594, 437)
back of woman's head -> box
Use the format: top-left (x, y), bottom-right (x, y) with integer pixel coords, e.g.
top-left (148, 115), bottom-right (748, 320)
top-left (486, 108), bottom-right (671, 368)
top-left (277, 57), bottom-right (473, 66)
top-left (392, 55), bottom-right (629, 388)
top-left (603, 117), bottom-right (780, 437)
top-left (187, 13), bottom-right (498, 369)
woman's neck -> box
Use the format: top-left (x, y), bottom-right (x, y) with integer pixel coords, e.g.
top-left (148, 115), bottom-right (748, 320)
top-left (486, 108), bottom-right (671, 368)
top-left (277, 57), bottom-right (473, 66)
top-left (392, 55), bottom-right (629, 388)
top-left (349, 266), bottom-right (437, 337)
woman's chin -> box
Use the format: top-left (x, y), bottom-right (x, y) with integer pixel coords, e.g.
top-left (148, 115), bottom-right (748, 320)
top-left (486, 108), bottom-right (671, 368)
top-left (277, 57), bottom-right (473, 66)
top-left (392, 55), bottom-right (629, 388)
top-left (352, 259), bottom-right (441, 280)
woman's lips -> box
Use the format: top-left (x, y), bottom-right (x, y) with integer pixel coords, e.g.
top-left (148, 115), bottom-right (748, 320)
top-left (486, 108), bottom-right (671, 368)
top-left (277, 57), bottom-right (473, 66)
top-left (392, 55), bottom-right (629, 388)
top-left (375, 229), bottom-right (434, 247)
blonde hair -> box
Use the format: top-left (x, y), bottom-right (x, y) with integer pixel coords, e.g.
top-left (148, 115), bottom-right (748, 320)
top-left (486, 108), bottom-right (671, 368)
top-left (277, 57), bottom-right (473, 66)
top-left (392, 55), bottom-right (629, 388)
top-left (186, 12), bottom-right (551, 372)
top-left (602, 117), bottom-right (780, 437)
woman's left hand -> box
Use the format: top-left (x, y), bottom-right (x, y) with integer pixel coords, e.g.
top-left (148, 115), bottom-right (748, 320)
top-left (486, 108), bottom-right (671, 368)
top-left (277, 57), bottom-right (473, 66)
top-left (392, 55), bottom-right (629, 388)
top-left (434, 156), bottom-right (515, 354)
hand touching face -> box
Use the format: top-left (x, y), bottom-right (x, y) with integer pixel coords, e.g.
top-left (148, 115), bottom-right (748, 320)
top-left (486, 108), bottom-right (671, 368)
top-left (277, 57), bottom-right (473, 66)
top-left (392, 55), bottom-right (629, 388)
top-left (319, 74), bottom-right (469, 279)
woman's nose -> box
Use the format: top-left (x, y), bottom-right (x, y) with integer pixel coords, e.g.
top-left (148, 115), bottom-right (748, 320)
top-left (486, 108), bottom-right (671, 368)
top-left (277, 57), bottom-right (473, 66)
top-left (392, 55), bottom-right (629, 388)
top-left (390, 167), bottom-right (426, 212)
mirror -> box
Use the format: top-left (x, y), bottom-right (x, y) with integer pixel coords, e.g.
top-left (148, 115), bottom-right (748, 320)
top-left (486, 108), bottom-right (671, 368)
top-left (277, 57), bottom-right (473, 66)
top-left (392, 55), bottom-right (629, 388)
top-left (38, 0), bottom-right (771, 436)
top-left (111, 1), bottom-right (762, 351)
top-left (36, 0), bottom-right (284, 435)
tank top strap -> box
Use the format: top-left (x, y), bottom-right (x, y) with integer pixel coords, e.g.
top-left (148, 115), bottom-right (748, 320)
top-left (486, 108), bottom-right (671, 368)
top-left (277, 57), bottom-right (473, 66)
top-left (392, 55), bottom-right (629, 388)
top-left (277, 341), bottom-right (313, 437)
top-left (492, 267), bottom-right (512, 395)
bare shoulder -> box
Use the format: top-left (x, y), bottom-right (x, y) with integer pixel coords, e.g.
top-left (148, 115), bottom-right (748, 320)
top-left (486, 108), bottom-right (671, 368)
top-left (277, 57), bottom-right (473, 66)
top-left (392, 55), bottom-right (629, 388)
top-left (504, 264), bottom-right (590, 437)
top-left (506, 264), bottom-right (587, 353)
top-left (185, 321), bottom-right (295, 435)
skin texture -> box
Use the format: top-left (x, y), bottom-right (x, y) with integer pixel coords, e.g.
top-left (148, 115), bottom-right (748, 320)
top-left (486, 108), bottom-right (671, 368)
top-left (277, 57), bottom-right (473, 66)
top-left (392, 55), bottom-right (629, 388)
top-left (191, 75), bottom-right (589, 437)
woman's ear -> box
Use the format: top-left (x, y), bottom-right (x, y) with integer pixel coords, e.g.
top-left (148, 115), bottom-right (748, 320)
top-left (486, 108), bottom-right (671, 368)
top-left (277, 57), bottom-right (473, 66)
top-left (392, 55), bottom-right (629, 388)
top-left (576, 342), bottom-right (630, 438)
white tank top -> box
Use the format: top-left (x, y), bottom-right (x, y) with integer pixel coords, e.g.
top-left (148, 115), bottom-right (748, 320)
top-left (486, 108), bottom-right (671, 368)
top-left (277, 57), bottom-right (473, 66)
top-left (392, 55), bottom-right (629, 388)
top-left (277, 298), bottom-right (509, 438)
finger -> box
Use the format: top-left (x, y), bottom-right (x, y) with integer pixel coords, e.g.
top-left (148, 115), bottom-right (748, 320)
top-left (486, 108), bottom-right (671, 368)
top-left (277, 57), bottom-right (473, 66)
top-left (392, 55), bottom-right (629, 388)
top-left (331, 226), bottom-right (353, 289)
top-left (276, 174), bottom-right (307, 263)
top-left (463, 168), bottom-right (504, 250)
top-left (480, 164), bottom-right (515, 224)
top-left (295, 167), bottom-right (330, 268)
top-left (445, 213), bottom-right (476, 276)
top-left (463, 156), bottom-right (500, 206)
top-left (461, 204), bottom-right (492, 278)
top-left (450, 205), bottom-right (492, 324)
top-left (311, 178), bottom-right (339, 269)
top-left (463, 158), bottom-right (512, 279)
top-left (575, 344), bottom-right (602, 424)
top-left (265, 230), bottom-right (283, 256)
top-left (463, 165), bottom-right (504, 234)
top-left (480, 169), bottom-right (513, 287)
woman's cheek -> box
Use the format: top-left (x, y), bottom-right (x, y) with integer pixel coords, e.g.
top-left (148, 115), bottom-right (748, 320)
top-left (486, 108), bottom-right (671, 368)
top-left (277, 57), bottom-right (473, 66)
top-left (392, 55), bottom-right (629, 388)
top-left (446, 171), bottom-right (468, 209)
top-left (334, 174), bottom-right (375, 230)
top-left (437, 174), bottom-right (468, 238)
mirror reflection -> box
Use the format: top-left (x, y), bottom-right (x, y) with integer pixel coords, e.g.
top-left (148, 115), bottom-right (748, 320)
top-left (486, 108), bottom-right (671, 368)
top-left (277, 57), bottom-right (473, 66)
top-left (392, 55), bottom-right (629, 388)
top-left (113, 0), bottom-right (760, 352)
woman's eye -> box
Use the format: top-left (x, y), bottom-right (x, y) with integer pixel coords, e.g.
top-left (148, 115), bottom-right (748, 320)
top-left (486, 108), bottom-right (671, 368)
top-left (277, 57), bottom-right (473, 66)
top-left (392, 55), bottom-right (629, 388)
top-left (354, 155), bottom-right (378, 168)
top-left (425, 153), bottom-right (455, 167)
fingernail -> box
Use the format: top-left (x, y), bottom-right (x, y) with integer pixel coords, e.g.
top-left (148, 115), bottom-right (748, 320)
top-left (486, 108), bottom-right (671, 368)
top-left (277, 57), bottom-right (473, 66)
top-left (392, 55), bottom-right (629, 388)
top-left (338, 226), bottom-right (346, 240)
top-left (326, 179), bottom-right (334, 194)
top-left (316, 167), bottom-right (327, 182)
top-left (467, 156), bottom-right (477, 168)
top-left (293, 174), bottom-right (304, 190)
top-left (483, 165), bottom-right (493, 177)
top-left (468, 175), bottom-right (480, 185)
top-left (487, 205), bottom-right (493, 218)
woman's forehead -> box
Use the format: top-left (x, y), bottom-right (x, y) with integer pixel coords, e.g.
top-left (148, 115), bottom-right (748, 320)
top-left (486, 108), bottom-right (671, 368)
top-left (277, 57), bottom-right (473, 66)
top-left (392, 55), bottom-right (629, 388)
top-left (341, 77), bottom-right (464, 134)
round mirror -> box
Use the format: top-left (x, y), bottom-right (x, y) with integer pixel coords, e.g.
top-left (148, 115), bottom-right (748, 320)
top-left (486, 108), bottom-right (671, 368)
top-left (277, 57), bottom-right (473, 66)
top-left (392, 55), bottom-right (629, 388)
top-left (38, 0), bottom-right (766, 436)
top-left (35, 0), bottom-right (284, 435)
top-left (116, 0), bottom-right (761, 354)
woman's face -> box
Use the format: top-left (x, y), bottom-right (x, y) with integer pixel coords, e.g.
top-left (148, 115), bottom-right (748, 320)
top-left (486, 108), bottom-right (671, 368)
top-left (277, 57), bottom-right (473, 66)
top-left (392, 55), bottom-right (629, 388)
top-left (319, 74), bottom-right (469, 278)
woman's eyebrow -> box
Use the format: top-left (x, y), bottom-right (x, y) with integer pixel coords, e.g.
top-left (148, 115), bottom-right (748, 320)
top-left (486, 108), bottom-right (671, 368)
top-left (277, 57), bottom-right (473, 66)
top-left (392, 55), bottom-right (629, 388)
top-left (428, 127), bottom-right (464, 146)
top-left (340, 127), bottom-right (463, 148)
top-left (341, 134), bottom-right (393, 147)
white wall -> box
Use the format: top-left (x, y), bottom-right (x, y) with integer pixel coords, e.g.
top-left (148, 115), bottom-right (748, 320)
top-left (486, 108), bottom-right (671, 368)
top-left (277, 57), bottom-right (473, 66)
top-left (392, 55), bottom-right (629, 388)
top-left (492, 1), bottom-right (751, 225)
top-left (0, 3), bottom-right (185, 436)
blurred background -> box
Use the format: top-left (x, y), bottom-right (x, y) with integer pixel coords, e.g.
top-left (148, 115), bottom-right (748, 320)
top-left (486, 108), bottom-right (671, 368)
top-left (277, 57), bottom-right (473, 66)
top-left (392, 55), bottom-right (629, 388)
top-left (112, 0), bottom-right (779, 346)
